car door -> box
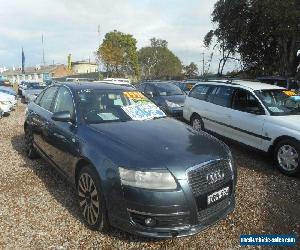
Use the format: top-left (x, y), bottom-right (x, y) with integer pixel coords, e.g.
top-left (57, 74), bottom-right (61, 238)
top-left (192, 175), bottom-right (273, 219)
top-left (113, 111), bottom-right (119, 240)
top-left (202, 86), bottom-right (235, 137)
top-left (46, 86), bottom-right (79, 176)
top-left (183, 84), bottom-right (212, 121)
top-left (31, 86), bottom-right (59, 156)
top-left (226, 88), bottom-right (267, 150)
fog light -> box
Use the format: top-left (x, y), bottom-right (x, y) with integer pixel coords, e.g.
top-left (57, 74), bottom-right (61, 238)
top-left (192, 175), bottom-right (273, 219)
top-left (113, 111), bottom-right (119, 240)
top-left (144, 217), bottom-right (156, 227)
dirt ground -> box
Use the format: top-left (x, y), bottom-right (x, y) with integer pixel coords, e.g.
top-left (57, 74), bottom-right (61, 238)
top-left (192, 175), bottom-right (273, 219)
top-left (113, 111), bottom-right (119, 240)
top-left (0, 103), bottom-right (299, 249)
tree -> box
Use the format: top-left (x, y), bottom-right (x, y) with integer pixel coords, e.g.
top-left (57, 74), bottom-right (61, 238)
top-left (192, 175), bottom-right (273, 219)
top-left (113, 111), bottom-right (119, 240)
top-left (96, 30), bottom-right (139, 77)
top-left (138, 38), bottom-right (182, 79)
top-left (183, 62), bottom-right (199, 78)
top-left (207, 0), bottom-right (300, 77)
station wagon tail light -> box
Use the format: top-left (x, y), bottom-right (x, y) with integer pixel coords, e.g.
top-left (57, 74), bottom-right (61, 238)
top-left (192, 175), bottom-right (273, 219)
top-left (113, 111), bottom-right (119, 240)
top-left (119, 167), bottom-right (177, 190)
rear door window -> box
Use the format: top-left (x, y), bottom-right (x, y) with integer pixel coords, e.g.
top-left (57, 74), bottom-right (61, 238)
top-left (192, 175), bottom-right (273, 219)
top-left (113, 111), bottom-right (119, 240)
top-left (207, 86), bottom-right (234, 107)
top-left (39, 86), bottom-right (59, 111)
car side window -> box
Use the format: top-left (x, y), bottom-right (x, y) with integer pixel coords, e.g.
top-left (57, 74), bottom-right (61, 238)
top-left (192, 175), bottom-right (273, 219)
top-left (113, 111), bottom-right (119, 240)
top-left (53, 87), bottom-right (75, 116)
top-left (39, 86), bottom-right (58, 111)
top-left (189, 85), bottom-right (211, 100)
top-left (207, 86), bottom-right (234, 107)
top-left (232, 89), bottom-right (265, 114)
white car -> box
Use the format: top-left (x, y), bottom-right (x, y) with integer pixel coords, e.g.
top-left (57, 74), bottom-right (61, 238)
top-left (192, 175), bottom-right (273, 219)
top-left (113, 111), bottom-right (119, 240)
top-left (183, 80), bottom-right (300, 176)
top-left (0, 92), bottom-right (15, 114)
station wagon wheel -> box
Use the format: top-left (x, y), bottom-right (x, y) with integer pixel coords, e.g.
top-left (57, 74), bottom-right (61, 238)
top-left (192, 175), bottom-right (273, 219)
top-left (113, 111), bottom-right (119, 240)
top-left (191, 114), bottom-right (204, 132)
top-left (24, 127), bottom-right (39, 159)
top-left (275, 139), bottom-right (300, 176)
top-left (77, 166), bottom-right (109, 231)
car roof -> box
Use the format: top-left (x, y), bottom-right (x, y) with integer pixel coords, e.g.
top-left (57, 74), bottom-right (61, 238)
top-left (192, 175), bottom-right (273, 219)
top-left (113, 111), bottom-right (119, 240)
top-left (196, 80), bottom-right (285, 91)
top-left (59, 82), bottom-right (135, 91)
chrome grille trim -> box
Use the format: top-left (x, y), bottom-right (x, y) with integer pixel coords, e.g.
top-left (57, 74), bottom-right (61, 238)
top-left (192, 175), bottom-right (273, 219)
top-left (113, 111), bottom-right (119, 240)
top-left (186, 159), bottom-right (233, 196)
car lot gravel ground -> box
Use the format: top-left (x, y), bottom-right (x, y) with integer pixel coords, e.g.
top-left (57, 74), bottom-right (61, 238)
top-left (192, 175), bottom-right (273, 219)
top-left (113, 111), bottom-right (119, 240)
top-left (0, 103), bottom-right (299, 249)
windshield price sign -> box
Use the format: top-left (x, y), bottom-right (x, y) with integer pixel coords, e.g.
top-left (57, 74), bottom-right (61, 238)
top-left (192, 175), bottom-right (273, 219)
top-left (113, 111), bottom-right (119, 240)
top-left (122, 103), bottom-right (166, 120)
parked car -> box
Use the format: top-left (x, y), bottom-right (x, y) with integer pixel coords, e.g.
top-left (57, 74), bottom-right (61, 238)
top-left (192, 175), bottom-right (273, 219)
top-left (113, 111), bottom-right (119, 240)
top-left (0, 80), bottom-right (11, 86)
top-left (0, 91), bottom-right (16, 114)
top-left (257, 76), bottom-right (299, 90)
top-left (173, 80), bottom-right (199, 94)
top-left (183, 80), bottom-right (300, 176)
top-left (19, 82), bottom-right (40, 96)
top-left (23, 85), bottom-right (45, 103)
top-left (24, 82), bottom-right (236, 238)
top-left (0, 86), bottom-right (17, 97)
top-left (94, 80), bottom-right (135, 89)
top-left (137, 81), bottom-right (186, 118)
top-left (0, 107), bottom-right (3, 118)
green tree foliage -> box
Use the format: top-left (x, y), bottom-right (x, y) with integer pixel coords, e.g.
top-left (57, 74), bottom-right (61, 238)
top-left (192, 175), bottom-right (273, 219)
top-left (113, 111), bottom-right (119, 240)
top-left (183, 62), bottom-right (199, 78)
top-left (207, 0), bottom-right (300, 76)
top-left (97, 30), bottom-right (139, 77)
top-left (138, 38), bottom-right (182, 79)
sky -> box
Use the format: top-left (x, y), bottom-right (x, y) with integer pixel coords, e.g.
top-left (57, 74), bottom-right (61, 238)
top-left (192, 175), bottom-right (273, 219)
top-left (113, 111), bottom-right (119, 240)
top-left (0, 0), bottom-right (240, 73)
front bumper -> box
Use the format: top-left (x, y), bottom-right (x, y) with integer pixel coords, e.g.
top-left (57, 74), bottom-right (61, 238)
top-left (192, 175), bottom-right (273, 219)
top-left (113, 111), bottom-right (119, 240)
top-left (109, 176), bottom-right (235, 238)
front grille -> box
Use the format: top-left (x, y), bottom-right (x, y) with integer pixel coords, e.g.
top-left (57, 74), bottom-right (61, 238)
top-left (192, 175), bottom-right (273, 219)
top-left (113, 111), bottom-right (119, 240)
top-left (187, 159), bottom-right (232, 196)
top-left (197, 196), bottom-right (232, 223)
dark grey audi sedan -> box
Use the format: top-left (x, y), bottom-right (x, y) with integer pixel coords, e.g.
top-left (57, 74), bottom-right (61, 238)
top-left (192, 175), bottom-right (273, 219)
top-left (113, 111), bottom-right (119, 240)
top-left (24, 82), bottom-right (236, 238)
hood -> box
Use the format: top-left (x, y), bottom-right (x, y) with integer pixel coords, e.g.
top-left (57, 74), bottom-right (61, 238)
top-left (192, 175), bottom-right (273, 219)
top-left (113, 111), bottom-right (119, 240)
top-left (269, 115), bottom-right (300, 132)
top-left (0, 92), bottom-right (14, 101)
top-left (88, 118), bottom-right (229, 179)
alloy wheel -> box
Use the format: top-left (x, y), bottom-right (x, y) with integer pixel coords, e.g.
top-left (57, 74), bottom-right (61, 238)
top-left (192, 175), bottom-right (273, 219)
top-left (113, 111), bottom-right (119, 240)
top-left (78, 173), bottom-right (100, 226)
top-left (192, 118), bottom-right (202, 132)
top-left (277, 144), bottom-right (299, 172)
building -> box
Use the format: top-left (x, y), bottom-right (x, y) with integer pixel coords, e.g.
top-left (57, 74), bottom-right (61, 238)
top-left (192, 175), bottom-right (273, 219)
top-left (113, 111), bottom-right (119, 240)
top-left (71, 61), bottom-right (98, 74)
top-left (1, 64), bottom-right (71, 83)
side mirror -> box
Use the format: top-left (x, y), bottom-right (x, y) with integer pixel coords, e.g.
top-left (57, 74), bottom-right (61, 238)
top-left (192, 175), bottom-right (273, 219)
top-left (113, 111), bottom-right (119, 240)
top-left (145, 91), bottom-right (154, 98)
top-left (52, 111), bottom-right (73, 123)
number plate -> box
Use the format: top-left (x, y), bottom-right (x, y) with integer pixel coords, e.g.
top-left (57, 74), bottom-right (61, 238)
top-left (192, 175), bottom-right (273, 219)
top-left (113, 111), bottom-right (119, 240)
top-left (207, 186), bottom-right (229, 205)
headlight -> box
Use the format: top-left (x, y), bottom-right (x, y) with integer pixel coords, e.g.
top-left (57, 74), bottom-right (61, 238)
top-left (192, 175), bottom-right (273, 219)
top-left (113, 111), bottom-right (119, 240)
top-left (165, 100), bottom-right (181, 108)
top-left (119, 167), bottom-right (177, 190)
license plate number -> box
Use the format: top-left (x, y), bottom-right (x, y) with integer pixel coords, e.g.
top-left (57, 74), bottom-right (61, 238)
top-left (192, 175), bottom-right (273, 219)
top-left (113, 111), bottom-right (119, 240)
top-left (207, 186), bottom-right (229, 205)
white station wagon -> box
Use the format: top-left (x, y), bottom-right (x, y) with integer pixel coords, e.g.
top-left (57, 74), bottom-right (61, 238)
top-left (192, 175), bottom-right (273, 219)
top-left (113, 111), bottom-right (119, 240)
top-left (183, 80), bottom-right (300, 176)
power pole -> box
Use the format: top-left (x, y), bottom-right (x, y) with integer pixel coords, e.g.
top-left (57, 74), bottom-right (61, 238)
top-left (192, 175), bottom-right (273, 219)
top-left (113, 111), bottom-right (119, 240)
top-left (201, 52), bottom-right (205, 76)
top-left (42, 34), bottom-right (46, 66)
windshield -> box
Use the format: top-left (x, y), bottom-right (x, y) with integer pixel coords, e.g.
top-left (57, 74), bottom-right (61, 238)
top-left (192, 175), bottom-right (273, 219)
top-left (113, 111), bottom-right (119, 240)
top-left (255, 89), bottom-right (300, 116)
top-left (76, 89), bottom-right (166, 124)
top-left (154, 83), bottom-right (184, 96)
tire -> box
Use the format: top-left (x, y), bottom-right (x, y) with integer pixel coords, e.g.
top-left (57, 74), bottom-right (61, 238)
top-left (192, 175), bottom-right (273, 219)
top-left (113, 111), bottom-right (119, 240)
top-left (24, 127), bottom-right (39, 159)
top-left (77, 165), bottom-right (109, 231)
top-left (191, 114), bottom-right (204, 132)
top-left (274, 139), bottom-right (300, 176)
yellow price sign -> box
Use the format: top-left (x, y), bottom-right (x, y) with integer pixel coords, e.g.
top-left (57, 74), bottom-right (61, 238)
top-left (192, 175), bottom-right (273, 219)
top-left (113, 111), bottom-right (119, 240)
top-left (123, 91), bottom-right (147, 100)
top-left (283, 90), bottom-right (297, 97)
